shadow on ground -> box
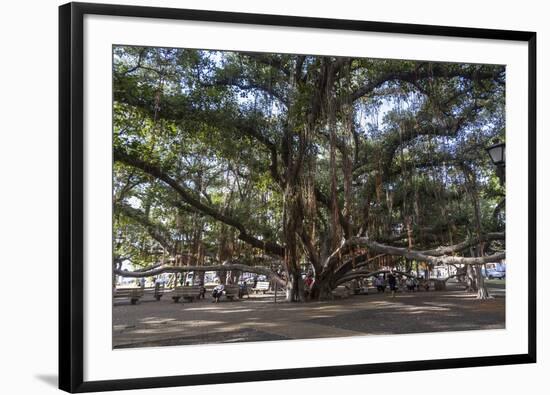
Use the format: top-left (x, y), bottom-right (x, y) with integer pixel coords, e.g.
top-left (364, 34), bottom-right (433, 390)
top-left (113, 285), bottom-right (505, 348)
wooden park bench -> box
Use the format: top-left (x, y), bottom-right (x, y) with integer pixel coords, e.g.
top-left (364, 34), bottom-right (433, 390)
top-left (114, 287), bottom-right (144, 305)
top-left (172, 285), bottom-right (205, 303)
top-left (225, 285), bottom-right (239, 300)
top-left (238, 284), bottom-right (249, 299)
top-left (252, 281), bottom-right (270, 294)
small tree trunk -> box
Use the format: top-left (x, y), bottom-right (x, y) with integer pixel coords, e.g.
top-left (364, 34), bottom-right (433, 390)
top-left (465, 264), bottom-right (476, 292)
top-left (475, 265), bottom-right (491, 299)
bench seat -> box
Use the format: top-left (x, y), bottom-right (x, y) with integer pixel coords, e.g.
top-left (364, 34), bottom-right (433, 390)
top-left (252, 281), bottom-right (270, 294)
top-left (172, 286), bottom-right (205, 303)
top-left (114, 288), bottom-right (144, 305)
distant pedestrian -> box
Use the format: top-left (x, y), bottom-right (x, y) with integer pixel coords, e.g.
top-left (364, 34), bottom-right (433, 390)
top-left (388, 273), bottom-right (397, 297)
top-left (198, 279), bottom-right (206, 299)
top-left (375, 276), bottom-right (385, 293)
top-left (406, 277), bottom-right (416, 292)
top-left (304, 275), bottom-right (314, 290)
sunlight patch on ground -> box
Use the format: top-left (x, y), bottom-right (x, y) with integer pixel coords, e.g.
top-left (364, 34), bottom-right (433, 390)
top-left (440, 294), bottom-right (477, 299)
top-left (183, 306), bottom-right (231, 311)
top-left (209, 309), bottom-right (254, 314)
top-left (401, 305), bottom-right (450, 312)
top-left (139, 317), bottom-right (177, 324)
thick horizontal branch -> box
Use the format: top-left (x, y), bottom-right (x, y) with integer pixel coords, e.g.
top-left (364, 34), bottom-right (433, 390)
top-left (115, 260), bottom-right (286, 287)
top-left (348, 237), bottom-right (505, 265)
top-left (133, 263), bottom-right (162, 272)
top-left (422, 232), bottom-right (505, 256)
top-left (323, 233), bottom-right (505, 280)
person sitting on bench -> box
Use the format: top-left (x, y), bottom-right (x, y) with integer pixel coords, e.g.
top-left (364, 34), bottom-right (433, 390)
top-left (212, 283), bottom-right (225, 303)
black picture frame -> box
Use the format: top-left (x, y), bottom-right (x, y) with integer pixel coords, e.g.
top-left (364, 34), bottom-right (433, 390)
top-left (59, 2), bottom-right (537, 393)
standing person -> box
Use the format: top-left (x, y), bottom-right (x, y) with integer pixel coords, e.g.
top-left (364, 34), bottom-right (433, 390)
top-left (198, 279), bottom-right (206, 299)
top-left (388, 272), bottom-right (397, 297)
top-left (303, 275), bottom-right (310, 297)
top-left (304, 275), bottom-right (314, 290)
top-left (154, 277), bottom-right (163, 299)
top-left (407, 277), bottom-right (418, 292)
top-left (406, 277), bottom-right (415, 292)
top-left (375, 276), bottom-right (384, 293)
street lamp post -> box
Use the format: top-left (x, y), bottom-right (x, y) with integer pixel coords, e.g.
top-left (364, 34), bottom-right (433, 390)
top-left (486, 142), bottom-right (505, 185)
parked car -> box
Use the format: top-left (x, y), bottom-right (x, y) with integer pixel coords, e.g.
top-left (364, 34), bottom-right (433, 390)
top-left (485, 269), bottom-right (506, 279)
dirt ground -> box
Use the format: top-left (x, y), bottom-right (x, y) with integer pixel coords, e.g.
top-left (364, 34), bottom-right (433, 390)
top-left (113, 280), bottom-right (505, 349)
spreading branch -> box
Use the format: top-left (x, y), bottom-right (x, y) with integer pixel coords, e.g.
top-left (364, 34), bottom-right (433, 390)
top-left (323, 233), bottom-right (505, 280)
top-left (204, 77), bottom-right (288, 108)
top-left (422, 232), bottom-right (504, 256)
top-left (350, 65), bottom-right (504, 102)
top-left (114, 148), bottom-right (285, 257)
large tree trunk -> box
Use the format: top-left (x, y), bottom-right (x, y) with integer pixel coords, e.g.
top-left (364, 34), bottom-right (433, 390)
top-left (309, 272), bottom-right (336, 300)
top-left (309, 283), bottom-right (332, 300)
top-left (465, 262), bottom-right (476, 292)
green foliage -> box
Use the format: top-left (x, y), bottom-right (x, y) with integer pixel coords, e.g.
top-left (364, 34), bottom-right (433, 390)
top-left (112, 46), bottom-right (505, 269)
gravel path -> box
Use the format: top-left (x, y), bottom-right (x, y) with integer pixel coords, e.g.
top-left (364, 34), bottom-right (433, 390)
top-left (113, 281), bottom-right (505, 348)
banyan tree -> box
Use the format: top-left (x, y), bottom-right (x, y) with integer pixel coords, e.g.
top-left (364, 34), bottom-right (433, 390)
top-left (113, 46), bottom-right (506, 301)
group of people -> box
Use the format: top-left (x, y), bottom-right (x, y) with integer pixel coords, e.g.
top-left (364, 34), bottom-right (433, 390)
top-left (373, 273), bottom-right (421, 297)
top-left (373, 276), bottom-right (387, 293)
top-left (146, 271), bottom-right (426, 302)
